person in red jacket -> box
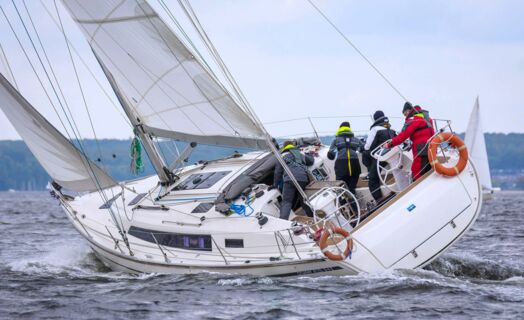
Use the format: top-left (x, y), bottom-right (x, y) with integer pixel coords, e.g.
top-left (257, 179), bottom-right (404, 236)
top-left (385, 102), bottom-right (435, 181)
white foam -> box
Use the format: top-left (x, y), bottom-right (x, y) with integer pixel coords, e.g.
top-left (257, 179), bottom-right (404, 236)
top-left (8, 240), bottom-right (91, 274)
top-left (217, 277), bottom-right (274, 286)
top-left (6, 240), bottom-right (150, 280)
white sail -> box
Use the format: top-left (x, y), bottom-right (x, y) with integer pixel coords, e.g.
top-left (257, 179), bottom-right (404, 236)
top-left (60, 0), bottom-right (266, 149)
top-left (464, 97), bottom-right (492, 190)
top-left (0, 73), bottom-right (116, 192)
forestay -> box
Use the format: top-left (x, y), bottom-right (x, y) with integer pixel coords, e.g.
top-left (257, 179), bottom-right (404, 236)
top-left (61, 0), bottom-right (266, 149)
top-left (0, 73), bottom-right (116, 192)
top-left (464, 97), bottom-right (492, 190)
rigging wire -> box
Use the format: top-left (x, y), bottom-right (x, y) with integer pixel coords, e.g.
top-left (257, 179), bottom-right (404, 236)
top-left (12, 0), bottom-right (85, 141)
top-left (38, 0), bottom-right (131, 128)
top-left (52, 0), bottom-right (126, 230)
top-left (53, 0), bottom-right (103, 168)
top-left (157, 0), bottom-right (239, 103)
top-left (2, 2), bottom-right (128, 243)
top-left (0, 5), bottom-right (72, 139)
top-left (306, 0), bottom-right (408, 102)
top-left (177, 0), bottom-right (314, 208)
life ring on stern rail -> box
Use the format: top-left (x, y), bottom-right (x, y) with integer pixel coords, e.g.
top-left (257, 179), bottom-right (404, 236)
top-left (428, 132), bottom-right (468, 177)
top-left (319, 227), bottom-right (353, 261)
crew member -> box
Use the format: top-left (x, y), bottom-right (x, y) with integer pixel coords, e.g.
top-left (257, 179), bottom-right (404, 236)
top-left (385, 102), bottom-right (435, 180)
top-left (274, 140), bottom-right (314, 220)
top-left (364, 111), bottom-right (396, 201)
top-left (327, 122), bottom-right (363, 204)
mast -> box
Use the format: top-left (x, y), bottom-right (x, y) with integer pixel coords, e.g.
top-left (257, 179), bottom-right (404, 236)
top-left (93, 51), bottom-right (174, 185)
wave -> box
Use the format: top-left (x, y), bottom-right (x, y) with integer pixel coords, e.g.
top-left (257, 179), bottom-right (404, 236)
top-left (426, 252), bottom-right (524, 281)
top-left (4, 241), bottom-right (161, 281)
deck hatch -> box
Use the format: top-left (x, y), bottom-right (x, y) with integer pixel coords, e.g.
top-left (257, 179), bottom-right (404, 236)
top-left (99, 192), bottom-right (122, 209)
top-left (128, 193), bottom-right (147, 206)
top-left (191, 202), bottom-right (214, 213)
top-left (128, 226), bottom-right (212, 251)
top-left (174, 171), bottom-right (231, 190)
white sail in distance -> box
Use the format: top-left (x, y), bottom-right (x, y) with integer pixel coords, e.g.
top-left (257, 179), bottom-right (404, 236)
top-left (60, 0), bottom-right (267, 149)
top-left (464, 97), bottom-right (492, 190)
top-left (0, 73), bottom-right (116, 192)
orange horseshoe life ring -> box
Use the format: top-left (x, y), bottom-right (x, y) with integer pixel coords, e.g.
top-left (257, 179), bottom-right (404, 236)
top-left (319, 227), bottom-right (353, 261)
top-left (428, 132), bottom-right (468, 177)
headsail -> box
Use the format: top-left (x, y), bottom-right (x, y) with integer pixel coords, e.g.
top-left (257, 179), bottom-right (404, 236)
top-left (60, 0), bottom-right (266, 149)
top-left (0, 73), bottom-right (116, 192)
top-left (464, 97), bottom-right (492, 190)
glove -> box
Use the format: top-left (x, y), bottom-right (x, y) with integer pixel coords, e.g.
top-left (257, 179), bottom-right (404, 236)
top-left (384, 143), bottom-right (391, 149)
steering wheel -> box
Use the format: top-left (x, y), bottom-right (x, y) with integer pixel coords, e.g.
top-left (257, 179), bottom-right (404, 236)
top-left (371, 140), bottom-right (410, 193)
top-left (312, 187), bottom-right (361, 228)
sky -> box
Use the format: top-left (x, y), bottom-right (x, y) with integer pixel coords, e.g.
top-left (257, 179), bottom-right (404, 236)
top-left (0, 0), bottom-right (523, 140)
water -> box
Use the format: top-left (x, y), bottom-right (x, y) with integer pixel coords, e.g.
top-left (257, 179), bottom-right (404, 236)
top-left (0, 191), bottom-right (522, 319)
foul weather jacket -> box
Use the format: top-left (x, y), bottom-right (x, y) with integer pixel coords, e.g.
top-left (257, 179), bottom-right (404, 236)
top-left (328, 127), bottom-right (363, 162)
top-left (390, 112), bottom-right (434, 152)
top-left (390, 110), bottom-right (435, 180)
top-left (274, 147), bottom-right (314, 186)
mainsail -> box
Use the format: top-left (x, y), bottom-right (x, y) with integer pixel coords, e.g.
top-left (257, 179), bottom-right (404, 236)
top-left (464, 97), bottom-right (492, 190)
top-left (0, 73), bottom-right (116, 192)
top-left (60, 0), bottom-right (266, 149)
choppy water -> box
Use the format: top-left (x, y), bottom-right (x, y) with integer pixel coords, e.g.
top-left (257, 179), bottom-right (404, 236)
top-left (0, 191), bottom-right (522, 319)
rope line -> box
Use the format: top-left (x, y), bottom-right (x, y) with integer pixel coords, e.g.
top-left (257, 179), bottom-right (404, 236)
top-left (307, 0), bottom-right (408, 101)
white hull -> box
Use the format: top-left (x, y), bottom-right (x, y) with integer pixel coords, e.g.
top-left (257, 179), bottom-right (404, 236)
top-left (56, 146), bottom-right (482, 277)
top-left (90, 244), bottom-right (350, 277)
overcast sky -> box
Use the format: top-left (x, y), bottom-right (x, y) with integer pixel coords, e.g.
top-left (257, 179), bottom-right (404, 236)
top-left (0, 0), bottom-right (523, 140)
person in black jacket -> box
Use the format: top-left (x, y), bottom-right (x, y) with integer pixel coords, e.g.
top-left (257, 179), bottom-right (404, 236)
top-left (274, 140), bottom-right (314, 220)
top-left (364, 111), bottom-right (396, 201)
top-left (327, 122), bottom-right (363, 202)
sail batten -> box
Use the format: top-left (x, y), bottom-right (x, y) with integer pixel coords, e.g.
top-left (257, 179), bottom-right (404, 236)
top-left (61, 0), bottom-right (267, 149)
top-left (0, 73), bottom-right (116, 192)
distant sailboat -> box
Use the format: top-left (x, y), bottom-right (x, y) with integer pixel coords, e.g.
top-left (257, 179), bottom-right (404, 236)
top-left (464, 97), bottom-right (499, 199)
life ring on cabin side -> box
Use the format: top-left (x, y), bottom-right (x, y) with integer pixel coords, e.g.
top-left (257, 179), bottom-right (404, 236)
top-left (428, 132), bottom-right (468, 177)
top-left (319, 227), bottom-right (353, 261)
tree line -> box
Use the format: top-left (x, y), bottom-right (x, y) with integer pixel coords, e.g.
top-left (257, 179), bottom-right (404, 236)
top-left (0, 133), bottom-right (522, 191)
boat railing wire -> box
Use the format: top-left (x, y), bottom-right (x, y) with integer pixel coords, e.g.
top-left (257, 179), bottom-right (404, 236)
top-left (57, 194), bottom-right (326, 264)
top-left (263, 115), bottom-right (453, 140)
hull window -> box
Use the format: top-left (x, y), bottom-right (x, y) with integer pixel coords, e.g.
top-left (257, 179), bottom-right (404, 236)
top-left (128, 226), bottom-right (212, 251)
top-left (225, 239), bottom-right (244, 248)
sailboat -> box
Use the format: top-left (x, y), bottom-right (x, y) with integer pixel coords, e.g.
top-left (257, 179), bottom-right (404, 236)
top-left (464, 97), bottom-right (499, 200)
top-left (0, 0), bottom-right (482, 276)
